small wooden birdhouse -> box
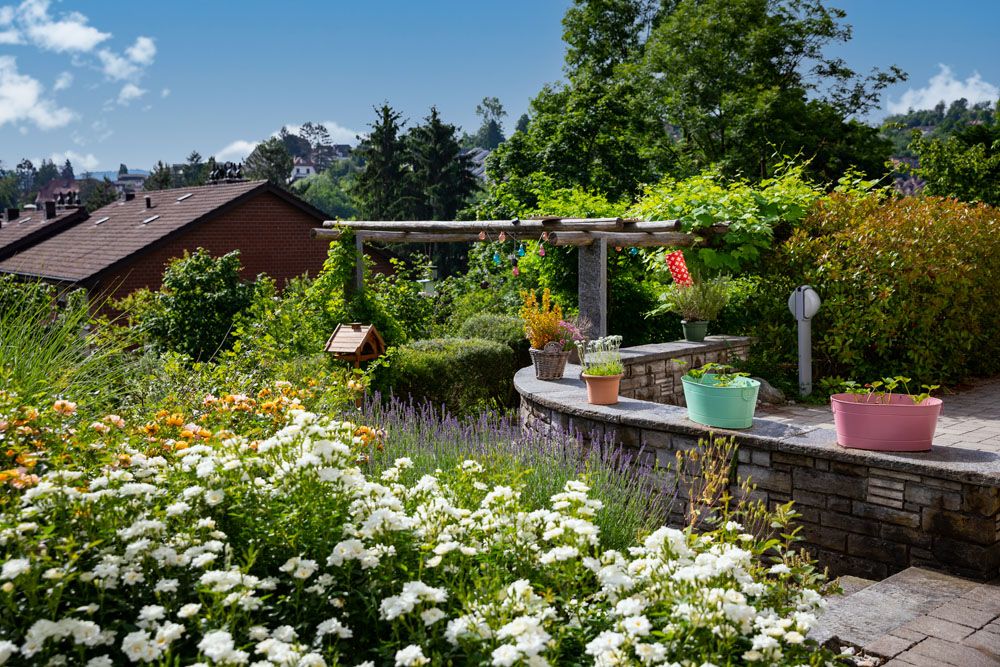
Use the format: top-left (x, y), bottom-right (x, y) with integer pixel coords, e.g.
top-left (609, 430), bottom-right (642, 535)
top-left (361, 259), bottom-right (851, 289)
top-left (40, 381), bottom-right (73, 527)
top-left (324, 322), bottom-right (386, 367)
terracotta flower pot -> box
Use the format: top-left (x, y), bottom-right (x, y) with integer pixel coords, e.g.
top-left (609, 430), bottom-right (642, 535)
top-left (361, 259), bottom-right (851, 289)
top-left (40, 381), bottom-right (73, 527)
top-left (831, 393), bottom-right (942, 451)
top-left (582, 373), bottom-right (623, 405)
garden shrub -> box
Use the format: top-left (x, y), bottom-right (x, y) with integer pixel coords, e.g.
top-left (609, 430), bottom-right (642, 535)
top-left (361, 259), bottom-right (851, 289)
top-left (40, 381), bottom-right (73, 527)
top-left (121, 249), bottom-right (255, 361)
top-left (458, 313), bottom-right (530, 369)
top-left (760, 194), bottom-right (1000, 385)
top-left (376, 337), bottom-right (515, 415)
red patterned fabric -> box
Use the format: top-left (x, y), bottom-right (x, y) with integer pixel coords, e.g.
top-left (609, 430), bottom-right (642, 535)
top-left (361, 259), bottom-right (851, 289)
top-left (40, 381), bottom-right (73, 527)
top-left (665, 250), bottom-right (693, 286)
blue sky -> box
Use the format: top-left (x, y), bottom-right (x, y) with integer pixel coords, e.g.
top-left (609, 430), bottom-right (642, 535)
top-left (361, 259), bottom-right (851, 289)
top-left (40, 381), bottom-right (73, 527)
top-left (0, 0), bottom-right (997, 173)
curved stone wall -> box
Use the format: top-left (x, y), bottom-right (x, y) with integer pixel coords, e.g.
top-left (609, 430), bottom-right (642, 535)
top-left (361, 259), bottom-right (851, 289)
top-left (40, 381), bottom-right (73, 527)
top-left (515, 340), bottom-right (1000, 581)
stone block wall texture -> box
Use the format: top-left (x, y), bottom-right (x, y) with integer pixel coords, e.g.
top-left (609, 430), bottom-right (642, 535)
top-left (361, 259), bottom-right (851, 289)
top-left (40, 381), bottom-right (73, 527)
top-left (618, 338), bottom-right (752, 405)
top-left (517, 338), bottom-right (1000, 581)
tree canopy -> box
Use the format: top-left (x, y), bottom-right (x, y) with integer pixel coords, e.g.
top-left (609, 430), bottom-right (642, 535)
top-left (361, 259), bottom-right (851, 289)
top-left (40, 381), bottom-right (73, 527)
top-left (245, 138), bottom-right (293, 187)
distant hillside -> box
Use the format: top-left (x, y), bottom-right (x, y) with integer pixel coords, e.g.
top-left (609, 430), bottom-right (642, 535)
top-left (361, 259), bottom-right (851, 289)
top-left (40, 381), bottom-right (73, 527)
top-left (881, 99), bottom-right (998, 157)
top-left (82, 169), bottom-right (150, 181)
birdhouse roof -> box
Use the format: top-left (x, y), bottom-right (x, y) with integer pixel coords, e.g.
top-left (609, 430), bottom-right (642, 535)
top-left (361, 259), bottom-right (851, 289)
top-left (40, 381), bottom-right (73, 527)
top-left (324, 323), bottom-right (385, 355)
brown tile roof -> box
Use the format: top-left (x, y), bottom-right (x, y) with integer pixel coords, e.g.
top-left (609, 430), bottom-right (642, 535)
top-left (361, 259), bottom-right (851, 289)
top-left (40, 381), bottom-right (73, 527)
top-left (0, 180), bottom-right (319, 283)
top-left (0, 207), bottom-right (88, 261)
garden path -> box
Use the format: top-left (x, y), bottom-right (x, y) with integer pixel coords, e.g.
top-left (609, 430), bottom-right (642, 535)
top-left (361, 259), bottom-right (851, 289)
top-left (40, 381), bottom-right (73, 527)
top-left (758, 378), bottom-right (1000, 453)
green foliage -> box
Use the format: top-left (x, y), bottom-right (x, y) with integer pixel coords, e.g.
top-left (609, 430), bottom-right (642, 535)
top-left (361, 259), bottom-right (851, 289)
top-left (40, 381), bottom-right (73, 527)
top-left (144, 160), bottom-right (174, 191)
top-left (908, 116), bottom-right (1000, 205)
top-left (292, 170), bottom-right (359, 219)
top-left (0, 277), bottom-right (131, 406)
top-left (761, 194), bottom-right (1000, 385)
top-left (245, 137), bottom-right (294, 187)
top-left (352, 104), bottom-right (411, 219)
top-left (375, 337), bottom-right (515, 415)
top-left (458, 313), bottom-right (530, 369)
top-left (407, 106), bottom-right (478, 221)
top-left (651, 275), bottom-right (732, 322)
top-left (630, 162), bottom-right (824, 271)
top-left (81, 177), bottom-right (118, 212)
top-left (306, 231), bottom-right (433, 345)
top-left (468, 96), bottom-right (507, 150)
top-left (124, 249), bottom-right (255, 361)
top-left (882, 98), bottom-right (998, 157)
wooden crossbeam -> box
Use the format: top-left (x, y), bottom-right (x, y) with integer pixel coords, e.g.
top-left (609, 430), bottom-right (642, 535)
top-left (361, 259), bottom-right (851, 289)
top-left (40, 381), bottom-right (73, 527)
top-left (547, 231), bottom-right (697, 247)
top-left (320, 218), bottom-right (685, 233)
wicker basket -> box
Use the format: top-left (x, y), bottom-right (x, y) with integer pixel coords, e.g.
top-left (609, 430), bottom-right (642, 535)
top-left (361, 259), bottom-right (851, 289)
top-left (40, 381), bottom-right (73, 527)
top-left (530, 347), bottom-right (570, 380)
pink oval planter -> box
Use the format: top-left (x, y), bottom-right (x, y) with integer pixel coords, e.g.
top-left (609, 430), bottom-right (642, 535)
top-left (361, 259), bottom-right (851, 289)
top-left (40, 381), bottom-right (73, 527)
top-left (830, 393), bottom-right (943, 451)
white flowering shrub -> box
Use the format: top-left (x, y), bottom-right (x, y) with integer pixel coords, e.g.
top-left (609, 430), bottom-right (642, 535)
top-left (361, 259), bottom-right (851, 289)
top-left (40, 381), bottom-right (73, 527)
top-left (0, 411), bottom-right (839, 665)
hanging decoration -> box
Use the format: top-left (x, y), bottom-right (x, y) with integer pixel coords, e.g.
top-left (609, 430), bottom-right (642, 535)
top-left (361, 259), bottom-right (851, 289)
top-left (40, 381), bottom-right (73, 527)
top-left (493, 251), bottom-right (502, 266)
top-left (665, 250), bottom-right (693, 286)
top-left (628, 247), bottom-right (639, 256)
top-left (498, 231), bottom-right (506, 242)
top-left (478, 231), bottom-right (486, 241)
top-left (517, 243), bottom-right (526, 257)
top-left (538, 245), bottom-right (546, 257)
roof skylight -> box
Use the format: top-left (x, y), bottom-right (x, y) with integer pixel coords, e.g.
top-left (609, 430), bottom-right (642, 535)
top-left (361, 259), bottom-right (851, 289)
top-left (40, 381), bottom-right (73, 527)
top-left (142, 215), bottom-right (160, 225)
top-left (176, 193), bottom-right (194, 202)
top-left (94, 216), bottom-right (110, 225)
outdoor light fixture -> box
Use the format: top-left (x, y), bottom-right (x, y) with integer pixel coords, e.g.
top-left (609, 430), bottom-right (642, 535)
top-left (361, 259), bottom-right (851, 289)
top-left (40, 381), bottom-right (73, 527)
top-left (788, 285), bottom-right (821, 396)
top-left (417, 266), bottom-right (438, 297)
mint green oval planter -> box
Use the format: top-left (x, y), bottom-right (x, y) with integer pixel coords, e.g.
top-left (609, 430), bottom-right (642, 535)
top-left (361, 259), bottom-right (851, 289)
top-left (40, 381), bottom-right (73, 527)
top-left (682, 374), bottom-right (761, 429)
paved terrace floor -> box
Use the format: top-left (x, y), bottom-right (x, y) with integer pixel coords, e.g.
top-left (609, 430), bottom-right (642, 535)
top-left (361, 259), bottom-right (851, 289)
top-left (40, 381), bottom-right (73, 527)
top-left (759, 378), bottom-right (1000, 453)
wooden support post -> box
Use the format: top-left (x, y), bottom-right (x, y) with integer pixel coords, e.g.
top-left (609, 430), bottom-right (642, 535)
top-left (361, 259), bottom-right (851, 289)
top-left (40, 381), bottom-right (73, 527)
top-left (578, 238), bottom-right (607, 338)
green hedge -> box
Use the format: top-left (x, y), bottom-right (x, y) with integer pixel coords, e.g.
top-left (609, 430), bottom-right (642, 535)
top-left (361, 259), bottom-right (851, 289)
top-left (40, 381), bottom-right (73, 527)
top-left (755, 194), bottom-right (1000, 386)
top-left (376, 337), bottom-right (515, 416)
top-left (458, 313), bottom-right (531, 369)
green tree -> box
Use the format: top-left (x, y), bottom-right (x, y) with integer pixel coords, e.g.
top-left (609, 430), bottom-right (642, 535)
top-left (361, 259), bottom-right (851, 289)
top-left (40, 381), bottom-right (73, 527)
top-left (406, 106), bottom-right (477, 220)
top-left (82, 177), bottom-right (119, 212)
top-left (292, 170), bottom-right (359, 219)
top-left (36, 159), bottom-right (59, 188)
top-left (514, 113), bottom-right (530, 134)
top-left (472, 97), bottom-right (506, 150)
top-left (0, 173), bottom-right (18, 209)
top-left (279, 126), bottom-right (311, 159)
top-left (60, 159), bottom-right (74, 180)
top-left (129, 248), bottom-right (255, 360)
top-left (643, 0), bottom-right (904, 180)
top-left (352, 104), bottom-right (411, 219)
top-left (118, 163), bottom-right (128, 176)
top-left (184, 151), bottom-right (206, 186)
top-left (145, 160), bottom-right (174, 191)
top-left (245, 137), bottom-right (293, 187)
top-left (910, 110), bottom-right (1000, 205)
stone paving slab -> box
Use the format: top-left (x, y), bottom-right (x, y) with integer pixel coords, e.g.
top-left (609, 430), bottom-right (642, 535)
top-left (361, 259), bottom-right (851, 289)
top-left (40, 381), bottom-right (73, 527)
top-left (760, 378), bottom-right (1000, 454)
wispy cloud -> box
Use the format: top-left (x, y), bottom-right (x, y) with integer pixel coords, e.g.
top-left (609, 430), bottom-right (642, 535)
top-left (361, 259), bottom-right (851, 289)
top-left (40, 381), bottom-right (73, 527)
top-left (51, 149), bottom-right (98, 171)
top-left (16, 0), bottom-right (110, 53)
top-left (0, 55), bottom-right (76, 130)
top-left (160, 87), bottom-right (170, 98)
top-left (125, 36), bottom-right (156, 65)
top-left (888, 64), bottom-right (999, 114)
top-left (53, 70), bottom-right (72, 91)
top-left (215, 139), bottom-right (259, 162)
top-left (116, 82), bottom-right (146, 106)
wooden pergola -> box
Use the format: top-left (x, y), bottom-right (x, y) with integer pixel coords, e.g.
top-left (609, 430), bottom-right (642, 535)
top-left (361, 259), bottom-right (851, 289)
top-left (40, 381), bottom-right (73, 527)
top-left (312, 217), bottom-right (727, 337)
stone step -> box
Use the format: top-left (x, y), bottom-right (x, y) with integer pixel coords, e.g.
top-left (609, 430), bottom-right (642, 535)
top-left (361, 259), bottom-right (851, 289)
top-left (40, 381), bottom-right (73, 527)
top-left (837, 574), bottom-right (878, 597)
top-left (811, 567), bottom-right (979, 648)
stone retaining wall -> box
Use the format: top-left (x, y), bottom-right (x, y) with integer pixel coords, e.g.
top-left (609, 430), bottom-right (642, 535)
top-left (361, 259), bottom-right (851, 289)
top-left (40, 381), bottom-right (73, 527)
top-left (516, 340), bottom-right (1000, 581)
top-left (618, 337), bottom-right (752, 404)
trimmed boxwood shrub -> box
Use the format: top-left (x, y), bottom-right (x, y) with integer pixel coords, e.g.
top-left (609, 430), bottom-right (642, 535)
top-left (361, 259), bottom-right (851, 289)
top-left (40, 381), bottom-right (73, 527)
top-left (756, 194), bottom-right (1000, 385)
top-left (376, 337), bottom-right (515, 415)
top-left (458, 313), bottom-right (531, 369)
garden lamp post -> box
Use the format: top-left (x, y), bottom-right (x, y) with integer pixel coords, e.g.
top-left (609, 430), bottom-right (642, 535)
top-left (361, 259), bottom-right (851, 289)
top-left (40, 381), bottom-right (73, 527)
top-left (788, 285), bottom-right (821, 396)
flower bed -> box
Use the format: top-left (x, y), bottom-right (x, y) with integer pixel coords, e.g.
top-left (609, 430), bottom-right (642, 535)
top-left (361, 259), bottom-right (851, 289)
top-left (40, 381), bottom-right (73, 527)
top-left (0, 405), bottom-right (838, 665)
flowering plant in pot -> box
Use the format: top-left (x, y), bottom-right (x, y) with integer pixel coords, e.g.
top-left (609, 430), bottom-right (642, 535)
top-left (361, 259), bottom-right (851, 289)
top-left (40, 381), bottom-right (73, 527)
top-left (519, 289), bottom-right (582, 380)
top-left (577, 335), bottom-right (624, 405)
top-left (681, 362), bottom-right (761, 428)
top-left (830, 377), bottom-right (942, 451)
top-left (651, 276), bottom-right (731, 342)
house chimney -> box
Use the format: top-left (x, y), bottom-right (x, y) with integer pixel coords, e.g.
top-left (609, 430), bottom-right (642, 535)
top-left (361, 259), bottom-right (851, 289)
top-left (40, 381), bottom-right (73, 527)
top-left (144, 195), bottom-right (152, 209)
top-left (124, 191), bottom-right (135, 202)
top-left (5, 208), bottom-right (17, 221)
top-left (44, 200), bottom-right (57, 220)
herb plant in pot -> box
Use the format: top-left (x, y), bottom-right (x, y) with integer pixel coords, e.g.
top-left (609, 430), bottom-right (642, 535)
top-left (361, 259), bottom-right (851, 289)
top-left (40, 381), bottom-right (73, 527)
top-left (652, 276), bottom-right (732, 342)
top-left (830, 378), bottom-right (942, 451)
top-left (682, 362), bottom-right (760, 428)
top-left (577, 335), bottom-right (624, 405)
top-left (519, 289), bottom-right (581, 380)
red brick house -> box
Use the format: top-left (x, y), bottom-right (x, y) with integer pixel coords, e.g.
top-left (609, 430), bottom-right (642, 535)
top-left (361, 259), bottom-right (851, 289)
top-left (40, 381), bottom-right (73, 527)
top-left (0, 180), bottom-right (389, 302)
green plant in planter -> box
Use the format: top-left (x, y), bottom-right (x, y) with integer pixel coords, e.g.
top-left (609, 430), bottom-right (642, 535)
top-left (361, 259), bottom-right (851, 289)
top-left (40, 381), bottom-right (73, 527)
top-left (649, 276), bottom-right (732, 342)
top-left (686, 362), bottom-right (749, 387)
top-left (837, 377), bottom-right (940, 405)
top-left (578, 335), bottom-right (624, 376)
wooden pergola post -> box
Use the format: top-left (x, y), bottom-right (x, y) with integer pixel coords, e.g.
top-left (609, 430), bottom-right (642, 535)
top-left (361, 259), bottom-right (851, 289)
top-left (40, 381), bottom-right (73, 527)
top-left (578, 238), bottom-right (607, 338)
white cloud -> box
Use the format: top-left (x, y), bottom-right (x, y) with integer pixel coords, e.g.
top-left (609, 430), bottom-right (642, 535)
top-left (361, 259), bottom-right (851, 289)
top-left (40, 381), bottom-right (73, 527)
top-left (216, 139), bottom-right (259, 162)
top-left (53, 70), bottom-right (72, 91)
top-left (0, 55), bottom-right (75, 129)
top-left (125, 35), bottom-right (155, 65)
top-left (275, 120), bottom-right (360, 145)
top-left (51, 149), bottom-right (99, 171)
top-left (160, 87), bottom-right (170, 98)
top-left (18, 0), bottom-right (110, 53)
top-left (116, 82), bottom-right (146, 105)
top-left (0, 28), bottom-right (21, 44)
top-left (888, 64), bottom-right (1000, 114)
top-left (97, 48), bottom-right (139, 80)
